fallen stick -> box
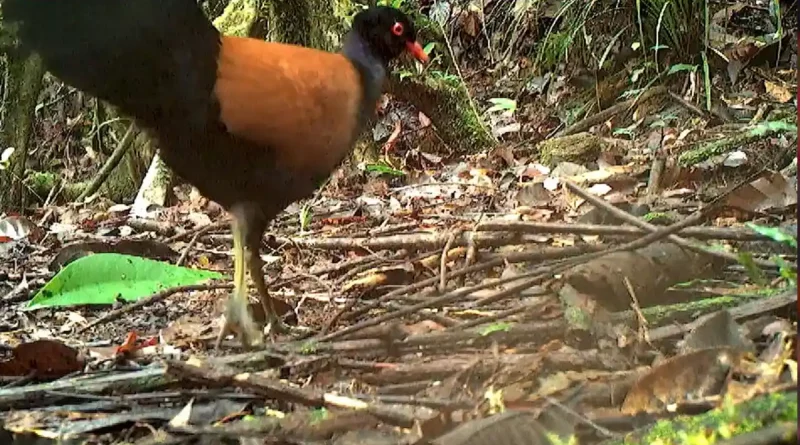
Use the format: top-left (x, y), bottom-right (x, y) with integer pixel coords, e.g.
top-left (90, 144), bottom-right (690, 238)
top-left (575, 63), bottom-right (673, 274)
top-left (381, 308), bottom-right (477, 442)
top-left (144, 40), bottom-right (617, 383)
top-left (563, 181), bottom-right (779, 268)
top-left (474, 220), bottom-right (769, 242)
top-left (77, 282), bottom-right (233, 333)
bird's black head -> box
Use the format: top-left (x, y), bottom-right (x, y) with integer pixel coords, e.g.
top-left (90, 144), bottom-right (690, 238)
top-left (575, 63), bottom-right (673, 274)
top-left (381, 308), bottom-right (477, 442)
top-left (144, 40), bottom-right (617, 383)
top-left (351, 6), bottom-right (428, 64)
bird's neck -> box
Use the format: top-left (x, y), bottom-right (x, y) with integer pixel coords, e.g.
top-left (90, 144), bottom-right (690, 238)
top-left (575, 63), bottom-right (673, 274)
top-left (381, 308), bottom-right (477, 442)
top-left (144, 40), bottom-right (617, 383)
top-left (342, 32), bottom-right (387, 124)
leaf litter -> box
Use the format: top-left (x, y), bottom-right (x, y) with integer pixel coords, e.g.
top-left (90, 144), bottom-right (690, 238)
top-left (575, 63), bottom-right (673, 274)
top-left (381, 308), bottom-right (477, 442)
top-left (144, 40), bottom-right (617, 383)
top-left (0, 3), bottom-right (797, 445)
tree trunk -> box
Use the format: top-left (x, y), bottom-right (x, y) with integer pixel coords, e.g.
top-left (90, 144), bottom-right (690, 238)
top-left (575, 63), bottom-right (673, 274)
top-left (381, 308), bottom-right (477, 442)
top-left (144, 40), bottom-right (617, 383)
top-left (0, 50), bottom-right (45, 211)
top-left (266, 0), bottom-right (355, 51)
top-left (101, 103), bottom-right (155, 203)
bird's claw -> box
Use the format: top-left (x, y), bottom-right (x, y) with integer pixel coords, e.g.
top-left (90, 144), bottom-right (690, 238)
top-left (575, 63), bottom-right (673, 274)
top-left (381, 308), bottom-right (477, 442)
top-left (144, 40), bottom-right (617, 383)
top-left (215, 300), bottom-right (264, 349)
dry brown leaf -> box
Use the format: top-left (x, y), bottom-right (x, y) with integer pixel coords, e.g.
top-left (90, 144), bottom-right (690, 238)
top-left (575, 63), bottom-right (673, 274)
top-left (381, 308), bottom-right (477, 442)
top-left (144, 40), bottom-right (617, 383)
top-left (0, 339), bottom-right (84, 379)
top-left (621, 347), bottom-right (744, 414)
top-left (725, 170), bottom-right (797, 212)
top-left (764, 80), bottom-right (793, 103)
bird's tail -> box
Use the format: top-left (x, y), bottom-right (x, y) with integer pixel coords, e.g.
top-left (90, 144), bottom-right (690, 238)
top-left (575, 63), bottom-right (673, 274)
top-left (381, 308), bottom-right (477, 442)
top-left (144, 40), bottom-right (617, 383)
top-left (3, 0), bottom-right (221, 128)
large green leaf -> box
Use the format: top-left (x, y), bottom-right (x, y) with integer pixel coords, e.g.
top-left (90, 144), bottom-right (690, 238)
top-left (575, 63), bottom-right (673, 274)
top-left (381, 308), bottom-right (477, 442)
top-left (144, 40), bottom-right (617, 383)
top-left (26, 253), bottom-right (224, 310)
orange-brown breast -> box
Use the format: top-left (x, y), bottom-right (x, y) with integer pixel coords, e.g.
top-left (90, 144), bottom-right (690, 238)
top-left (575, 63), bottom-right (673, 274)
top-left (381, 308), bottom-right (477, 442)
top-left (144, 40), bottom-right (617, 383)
top-left (214, 36), bottom-right (363, 176)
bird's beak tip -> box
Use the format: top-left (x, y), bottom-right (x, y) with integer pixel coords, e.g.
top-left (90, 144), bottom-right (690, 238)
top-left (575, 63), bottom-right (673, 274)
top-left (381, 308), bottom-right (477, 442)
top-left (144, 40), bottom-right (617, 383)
top-left (406, 41), bottom-right (429, 63)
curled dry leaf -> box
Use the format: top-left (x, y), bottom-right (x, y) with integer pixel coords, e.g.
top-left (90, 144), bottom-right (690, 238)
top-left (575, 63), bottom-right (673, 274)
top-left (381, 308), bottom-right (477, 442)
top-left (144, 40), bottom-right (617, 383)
top-left (342, 263), bottom-right (415, 293)
top-left (0, 339), bottom-right (84, 379)
top-left (0, 215), bottom-right (40, 243)
top-left (621, 347), bottom-right (746, 414)
top-left (764, 80), bottom-right (793, 103)
top-left (725, 170), bottom-right (797, 213)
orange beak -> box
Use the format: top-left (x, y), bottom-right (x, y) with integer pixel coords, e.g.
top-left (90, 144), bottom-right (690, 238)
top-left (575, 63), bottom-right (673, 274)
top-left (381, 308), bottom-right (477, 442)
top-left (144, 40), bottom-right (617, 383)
top-left (406, 41), bottom-right (429, 63)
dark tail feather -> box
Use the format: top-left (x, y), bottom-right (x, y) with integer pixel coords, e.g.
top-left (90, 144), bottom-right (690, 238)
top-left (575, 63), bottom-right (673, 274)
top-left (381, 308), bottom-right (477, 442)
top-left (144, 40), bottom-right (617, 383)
top-left (3, 0), bottom-right (221, 128)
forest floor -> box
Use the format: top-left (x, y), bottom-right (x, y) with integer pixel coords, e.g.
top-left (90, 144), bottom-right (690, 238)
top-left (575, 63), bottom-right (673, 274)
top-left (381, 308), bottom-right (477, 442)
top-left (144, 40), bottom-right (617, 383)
top-left (0, 1), bottom-right (797, 444)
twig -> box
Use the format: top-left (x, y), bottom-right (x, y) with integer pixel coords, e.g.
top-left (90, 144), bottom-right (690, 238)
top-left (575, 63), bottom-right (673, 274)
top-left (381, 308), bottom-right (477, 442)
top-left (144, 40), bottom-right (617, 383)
top-left (438, 230), bottom-right (458, 292)
top-left (317, 259), bottom-right (579, 343)
top-left (341, 246), bottom-right (599, 322)
top-left (260, 231), bottom-right (523, 251)
top-left (176, 231), bottom-right (202, 266)
top-left (127, 218), bottom-right (175, 237)
top-left (563, 181), bottom-right (778, 268)
top-left (165, 220), bottom-right (228, 244)
top-left (474, 220), bottom-right (767, 241)
top-left (558, 86), bottom-right (668, 137)
top-left (168, 358), bottom-right (421, 429)
top-left (466, 202), bottom-right (723, 311)
top-left (77, 282), bottom-right (233, 333)
top-left (624, 276), bottom-right (651, 347)
top-left (668, 90), bottom-right (734, 123)
top-left (310, 251), bottom-right (390, 277)
top-left (77, 123), bottom-right (136, 202)
top-left (451, 299), bottom-right (548, 331)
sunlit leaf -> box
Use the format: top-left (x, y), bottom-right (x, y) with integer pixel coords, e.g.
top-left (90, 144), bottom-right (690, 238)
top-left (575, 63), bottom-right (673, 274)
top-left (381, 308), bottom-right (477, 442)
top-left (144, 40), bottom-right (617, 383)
top-left (26, 253), bottom-right (222, 310)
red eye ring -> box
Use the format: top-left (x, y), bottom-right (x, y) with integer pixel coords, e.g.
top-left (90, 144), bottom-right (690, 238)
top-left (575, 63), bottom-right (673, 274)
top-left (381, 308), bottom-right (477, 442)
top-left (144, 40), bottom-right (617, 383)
top-left (391, 22), bottom-right (404, 36)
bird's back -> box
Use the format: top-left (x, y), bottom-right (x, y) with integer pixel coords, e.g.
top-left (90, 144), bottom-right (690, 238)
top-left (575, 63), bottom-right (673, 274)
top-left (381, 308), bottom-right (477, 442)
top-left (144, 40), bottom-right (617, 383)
top-left (4, 0), bottom-right (221, 129)
top-left (4, 0), bottom-right (374, 220)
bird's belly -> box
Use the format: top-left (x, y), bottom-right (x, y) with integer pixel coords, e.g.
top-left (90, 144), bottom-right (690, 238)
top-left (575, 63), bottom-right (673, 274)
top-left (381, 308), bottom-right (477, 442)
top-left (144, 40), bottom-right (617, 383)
top-left (157, 135), bottom-right (324, 222)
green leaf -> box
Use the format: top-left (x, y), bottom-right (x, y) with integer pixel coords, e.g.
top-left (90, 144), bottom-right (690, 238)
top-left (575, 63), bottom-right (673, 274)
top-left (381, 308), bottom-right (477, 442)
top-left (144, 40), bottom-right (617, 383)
top-left (480, 322), bottom-right (512, 336)
top-left (364, 163), bottom-right (405, 176)
top-left (749, 120), bottom-right (798, 136)
top-left (773, 256), bottom-right (798, 286)
top-left (736, 252), bottom-right (767, 286)
top-left (613, 123), bottom-right (639, 138)
top-left (299, 204), bottom-right (313, 232)
top-left (745, 223), bottom-right (797, 248)
top-left (309, 408), bottom-right (329, 424)
top-left (423, 42), bottom-right (436, 56)
top-left (668, 63), bottom-right (698, 75)
top-left (26, 253), bottom-right (223, 310)
top-left (486, 97), bottom-right (517, 114)
top-left (397, 70), bottom-right (414, 80)
top-left (620, 87), bottom-right (645, 99)
top-left (701, 51), bottom-right (711, 111)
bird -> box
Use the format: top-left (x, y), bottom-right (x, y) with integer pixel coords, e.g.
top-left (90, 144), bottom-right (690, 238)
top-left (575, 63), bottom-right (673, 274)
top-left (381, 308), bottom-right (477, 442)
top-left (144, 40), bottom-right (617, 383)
top-left (3, 0), bottom-right (429, 348)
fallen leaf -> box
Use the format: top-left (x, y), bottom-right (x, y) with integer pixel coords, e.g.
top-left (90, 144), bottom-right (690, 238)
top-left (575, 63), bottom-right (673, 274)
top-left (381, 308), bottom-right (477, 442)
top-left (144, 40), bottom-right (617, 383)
top-left (725, 170), bottom-right (797, 212)
top-left (764, 80), bottom-right (793, 103)
top-left (0, 215), bottom-right (39, 242)
top-left (0, 339), bottom-right (84, 379)
top-left (621, 347), bottom-right (744, 414)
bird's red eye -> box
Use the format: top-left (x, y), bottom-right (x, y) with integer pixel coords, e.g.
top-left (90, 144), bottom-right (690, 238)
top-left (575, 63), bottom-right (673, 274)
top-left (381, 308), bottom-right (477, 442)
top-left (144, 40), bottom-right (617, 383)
top-left (391, 22), bottom-right (404, 36)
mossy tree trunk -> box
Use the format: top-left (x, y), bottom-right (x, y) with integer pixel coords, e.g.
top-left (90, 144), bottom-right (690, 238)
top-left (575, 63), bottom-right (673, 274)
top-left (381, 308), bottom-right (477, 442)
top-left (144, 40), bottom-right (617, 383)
top-left (264, 0), bottom-right (355, 51)
top-left (386, 76), bottom-right (495, 154)
top-left (100, 103), bottom-right (155, 202)
top-left (0, 50), bottom-right (45, 212)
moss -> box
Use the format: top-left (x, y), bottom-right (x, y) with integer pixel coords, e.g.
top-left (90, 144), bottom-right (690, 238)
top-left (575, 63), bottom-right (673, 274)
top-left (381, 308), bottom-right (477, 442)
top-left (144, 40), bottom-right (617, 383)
top-left (639, 288), bottom-right (780, 326)
top-left (212, 0), bottom-right (260, 37)
top-left (386, 75), bottom-right (494, 155)
top-left (616, 392), bottom-right (796, 445)
top-left (642, 212), bottom-right (675, 225)
top-left (0, 52), bottom-right (45, 210)
top-left (678, 120), bottom-right (797, 166)
top-left (24, 171), bottom-right (85, 202)
top-left (265, 0), bottom-right (353, 51)
top-left (24, 171), bottom-right (58, 198)
top-left (537, 132), bottom-right (604, 166)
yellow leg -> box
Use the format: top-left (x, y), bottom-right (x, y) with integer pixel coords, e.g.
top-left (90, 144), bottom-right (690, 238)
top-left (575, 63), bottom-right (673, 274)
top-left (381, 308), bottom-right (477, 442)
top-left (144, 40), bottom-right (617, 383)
top-left (247, 247), bottom-right (287, 336)
top-left (214, 218), bottom-right (262, 349)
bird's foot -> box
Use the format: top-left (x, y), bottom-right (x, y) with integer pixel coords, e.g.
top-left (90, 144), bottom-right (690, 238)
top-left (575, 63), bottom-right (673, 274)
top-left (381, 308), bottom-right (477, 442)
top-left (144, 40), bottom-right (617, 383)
top-left (263, 316), bottom-right (289, 340)
top-left (215, 297), bottom-right (264, 350)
